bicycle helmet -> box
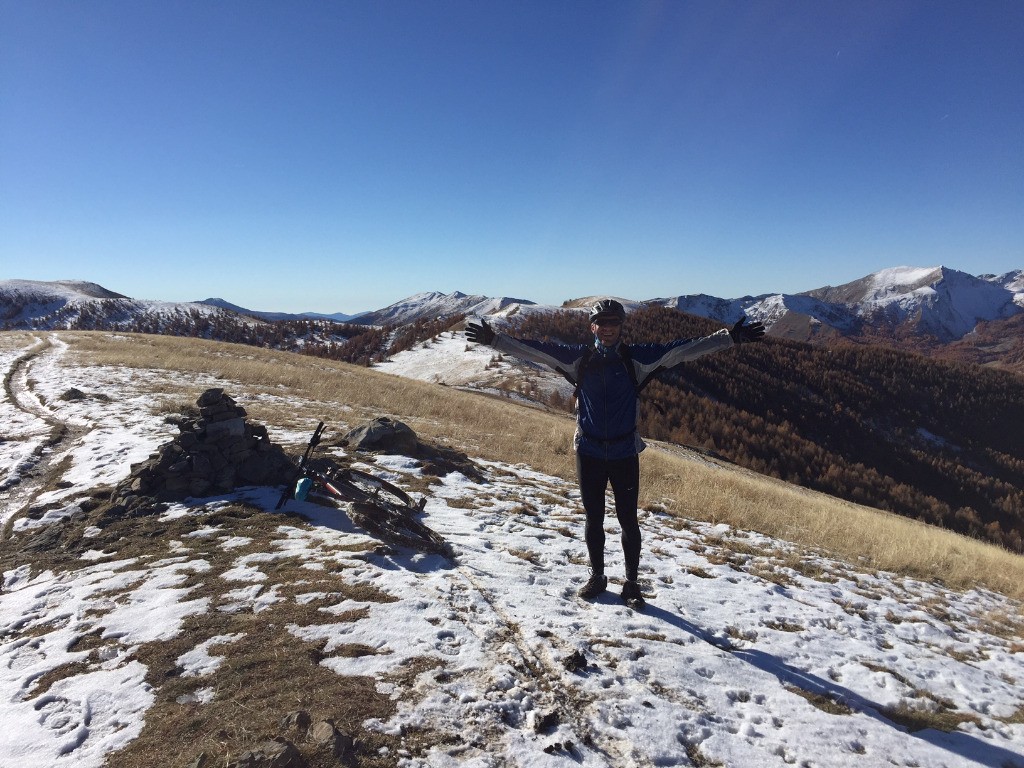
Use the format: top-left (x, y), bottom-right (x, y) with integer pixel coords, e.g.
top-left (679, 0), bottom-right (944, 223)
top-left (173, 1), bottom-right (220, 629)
top-left (589, 298), bottom-right (626, 324)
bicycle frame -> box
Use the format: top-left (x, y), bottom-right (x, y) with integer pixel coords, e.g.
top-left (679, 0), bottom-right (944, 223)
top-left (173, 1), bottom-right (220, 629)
top-left (276, 420), bottom-right (327, 510)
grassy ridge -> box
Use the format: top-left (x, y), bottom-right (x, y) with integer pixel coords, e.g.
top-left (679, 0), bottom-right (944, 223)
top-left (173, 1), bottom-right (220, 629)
top-left (56, 330), bottom-right (1024, 600)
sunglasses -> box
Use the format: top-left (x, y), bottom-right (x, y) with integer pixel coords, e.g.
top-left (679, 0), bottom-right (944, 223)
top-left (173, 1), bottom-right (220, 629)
top-left (593, 318), bottom-right (622, 327)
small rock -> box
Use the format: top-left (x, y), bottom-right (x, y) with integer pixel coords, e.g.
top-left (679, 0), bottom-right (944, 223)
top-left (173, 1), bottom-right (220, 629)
top-left (206, 417), bottom-right (246, 440)
top-left (307, 719), bottom-right (354, 759)
top-left (279, 710), bottom-right (312, 733)
top-left (529, 710), bottom-right (559, 733)
top-left (562, 649), bottom-right (588, 673)
top-left (197, 388), bottom-right (225, 407)
top-left (227, 737), bottom-right (305, 768)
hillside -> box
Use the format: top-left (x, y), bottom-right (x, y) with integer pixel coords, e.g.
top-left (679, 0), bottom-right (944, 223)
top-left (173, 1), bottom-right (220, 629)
top-left (2, 331), bottom-right (1023, 768)
top-left (4, 278), bottom-right (1024, 550)
top-left (508, 307), bottom-right (1024, 553)
top-left (926, 313), bottom-right (1024, 374)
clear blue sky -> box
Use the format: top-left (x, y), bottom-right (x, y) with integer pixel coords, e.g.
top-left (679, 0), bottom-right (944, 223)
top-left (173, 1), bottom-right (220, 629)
top-left (2, 1), bottom-right (1021, 314)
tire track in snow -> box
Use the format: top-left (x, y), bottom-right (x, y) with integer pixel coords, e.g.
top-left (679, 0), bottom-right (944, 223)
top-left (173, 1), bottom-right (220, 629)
top-left (4, 338), bottom-right (62, 428)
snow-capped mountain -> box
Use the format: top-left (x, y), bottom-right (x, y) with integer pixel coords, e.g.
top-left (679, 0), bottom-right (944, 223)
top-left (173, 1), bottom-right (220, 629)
top-left (801, 266), bottom-right (1023, 341)
top-left (651, 266), bottom-right (1024, 344)
top-left (0, 279), bottom-right (239, 330)
top-left (350, 290), bottom-right (538, 326)
top-left (4, 265), bottom-right (1022, 354)
top-left (0, 281), bottom-right (370, 332)
top-left (0, 280), bottom-right (125, 325)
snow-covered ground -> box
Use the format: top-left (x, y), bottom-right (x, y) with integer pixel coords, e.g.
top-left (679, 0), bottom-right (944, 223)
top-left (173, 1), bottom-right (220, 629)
top-left (376, 332), bottom-right (506, 388)
top-left (375, 331), bottom-right (574, 405)
top-left (2, 333), bottom-right (1024, 768)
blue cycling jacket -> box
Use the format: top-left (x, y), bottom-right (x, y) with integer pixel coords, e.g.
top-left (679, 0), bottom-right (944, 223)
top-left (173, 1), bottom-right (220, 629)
top-left (491, 329), bottom-right (734, 459)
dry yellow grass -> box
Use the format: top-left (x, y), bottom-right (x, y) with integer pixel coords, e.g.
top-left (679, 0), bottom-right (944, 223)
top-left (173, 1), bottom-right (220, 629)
top-left (40, 330), bottom-right (1024, 600)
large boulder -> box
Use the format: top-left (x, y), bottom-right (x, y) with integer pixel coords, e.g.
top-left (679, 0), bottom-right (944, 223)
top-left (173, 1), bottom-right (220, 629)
top-left (343, 416), bottom-right (418, 455)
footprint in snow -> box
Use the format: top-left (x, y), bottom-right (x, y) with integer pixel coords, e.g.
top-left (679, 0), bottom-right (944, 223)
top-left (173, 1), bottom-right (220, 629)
top-left (5, 637), bottom-right (43, 671)
top-left (435, 630), bottom-right (463, 656)
top-left (35, 694), bottom-right (89, 738)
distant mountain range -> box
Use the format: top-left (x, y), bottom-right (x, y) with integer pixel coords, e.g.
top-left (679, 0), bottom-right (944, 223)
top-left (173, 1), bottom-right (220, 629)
top-left (5, 271), bottom-right (1021, 554)
top-left (3, 265), bottom-right (1023, 372)
top-left (664, 266), bottom-right (1024, 345)
top-left (197, 297), bottom-right (363, 324)
top-left (345, 266), bottom-right (1024, 350)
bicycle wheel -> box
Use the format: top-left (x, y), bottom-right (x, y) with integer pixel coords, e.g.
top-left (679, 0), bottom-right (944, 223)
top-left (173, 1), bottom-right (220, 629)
top-left (349, 500), bottom-right (451, 557)
top-left (335, 468), bottom-right (419, 510)
top-left (388, 509), bottom-right (451, 556)
top-left (323, 466), bottom-right (450, 558)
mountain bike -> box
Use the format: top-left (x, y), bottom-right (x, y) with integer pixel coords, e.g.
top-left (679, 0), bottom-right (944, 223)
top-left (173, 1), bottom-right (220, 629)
top-left (276, 421), bottom-right (452, 558)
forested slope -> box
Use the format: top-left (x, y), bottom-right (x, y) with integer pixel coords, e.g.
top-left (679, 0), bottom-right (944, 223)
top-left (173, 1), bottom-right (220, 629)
top-left (511, 307), bottom-right (1024, 551)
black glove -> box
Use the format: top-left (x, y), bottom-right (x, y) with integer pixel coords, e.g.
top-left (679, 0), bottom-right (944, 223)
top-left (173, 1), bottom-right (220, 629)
top-left (465, 318), bottom-right (496, 346)
top-left (729, 317), bottom-right (765, 344)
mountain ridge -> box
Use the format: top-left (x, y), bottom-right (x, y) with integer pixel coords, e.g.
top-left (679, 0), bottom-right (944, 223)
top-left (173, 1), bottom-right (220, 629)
top-left (350, 290), bottom-right (537, 326)
top-left (3, 264), bottom-right (1023, 371)
top-left (198, 297), bottom-right (363, 323)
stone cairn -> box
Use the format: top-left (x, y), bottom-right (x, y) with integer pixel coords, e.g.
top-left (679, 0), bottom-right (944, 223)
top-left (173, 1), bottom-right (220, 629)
top-left (109, 388), bottom-right (295, 514)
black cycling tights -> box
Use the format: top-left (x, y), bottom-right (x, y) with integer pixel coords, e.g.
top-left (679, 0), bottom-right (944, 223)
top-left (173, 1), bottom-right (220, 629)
top-left (576, 452), bottom-right (641, 581)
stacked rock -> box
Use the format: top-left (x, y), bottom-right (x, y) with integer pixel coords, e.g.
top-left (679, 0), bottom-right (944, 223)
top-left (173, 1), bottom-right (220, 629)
top-left (109, 388), bottom-right (295, 514)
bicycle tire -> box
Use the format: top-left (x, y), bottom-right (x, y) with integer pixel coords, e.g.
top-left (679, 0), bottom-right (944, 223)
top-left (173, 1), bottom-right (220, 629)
top-left (334, 468), bottom-right (419, 510)
top-left (300, 459), bottom-right (408, 507)
top-left (349, 500), bottom-right (452, 558)
top-left (388, 509), bottom-right (450, 555)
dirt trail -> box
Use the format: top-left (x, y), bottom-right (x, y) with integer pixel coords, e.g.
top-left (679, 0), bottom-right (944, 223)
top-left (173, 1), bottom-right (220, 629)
top-left (0, 336), bottom-right (90, 536)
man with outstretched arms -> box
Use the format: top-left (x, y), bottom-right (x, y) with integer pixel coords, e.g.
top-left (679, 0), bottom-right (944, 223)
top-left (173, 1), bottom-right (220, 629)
top-left (465, 299), bottom-right (764, 608)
